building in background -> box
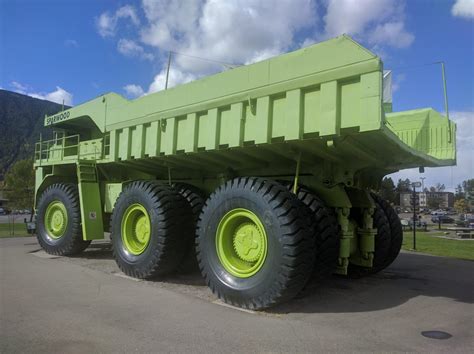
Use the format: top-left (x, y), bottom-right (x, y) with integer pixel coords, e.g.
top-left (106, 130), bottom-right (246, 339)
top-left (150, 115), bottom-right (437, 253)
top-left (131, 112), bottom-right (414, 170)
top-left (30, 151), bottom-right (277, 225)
top-left (399, 191), bottom-right (454, 209)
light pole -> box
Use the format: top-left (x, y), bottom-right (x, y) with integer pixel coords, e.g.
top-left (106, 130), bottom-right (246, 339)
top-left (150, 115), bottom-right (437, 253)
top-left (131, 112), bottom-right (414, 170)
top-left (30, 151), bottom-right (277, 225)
top-left (420, 177), bottom-right (426, 191)
top-left (411, 182), bottom-right (422, 250)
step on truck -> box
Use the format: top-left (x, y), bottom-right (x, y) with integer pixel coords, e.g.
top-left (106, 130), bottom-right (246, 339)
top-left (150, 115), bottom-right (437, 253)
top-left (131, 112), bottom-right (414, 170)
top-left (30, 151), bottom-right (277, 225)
top-left (34, 36), bottom-right (456, 310)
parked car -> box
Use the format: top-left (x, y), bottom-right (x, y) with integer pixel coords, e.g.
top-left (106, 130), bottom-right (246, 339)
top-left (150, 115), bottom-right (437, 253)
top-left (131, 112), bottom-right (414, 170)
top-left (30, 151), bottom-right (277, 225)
top-left (469, 219), bottom-right (474, 229)
top-left (0, 207), bottom-right (12, 215)
top-left (459, 217), bottom-right (474, 228)
top-left (401, 218), bottom-right (428, 231)
top-left (431, 215), bottom-right (454, 224)
top-left (431, 209), bottom-right (447, 216)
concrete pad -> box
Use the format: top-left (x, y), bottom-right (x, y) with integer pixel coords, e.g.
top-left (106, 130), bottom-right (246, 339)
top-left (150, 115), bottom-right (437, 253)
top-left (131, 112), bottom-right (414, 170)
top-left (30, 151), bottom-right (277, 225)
top-left (1, 237), bottom-right (473, 353)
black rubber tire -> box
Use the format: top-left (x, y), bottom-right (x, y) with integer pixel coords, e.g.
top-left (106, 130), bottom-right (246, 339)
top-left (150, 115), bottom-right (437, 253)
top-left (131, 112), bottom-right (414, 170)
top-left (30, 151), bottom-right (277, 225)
top-left (371, 193), bottom-right (403, 270)
top-left (172, 183), bottom-right (206, 273)
top-left (281, 182), bottom-right (340, 279)
top-left (36, 183), bottom-right (91, 256)
top-left (197, 177), bottom-right (315, 310)
top-left (111, 181), bottom-right (194, 279)
top-left (173, 183), bottom-right (206, 223)
top-left (348, 203), bottom-right (391, 277)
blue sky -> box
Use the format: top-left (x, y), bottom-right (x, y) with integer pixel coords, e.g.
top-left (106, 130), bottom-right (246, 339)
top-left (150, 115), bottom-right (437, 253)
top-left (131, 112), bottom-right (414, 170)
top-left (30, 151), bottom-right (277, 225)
top-left (0, 0), bottom-right (473, 189)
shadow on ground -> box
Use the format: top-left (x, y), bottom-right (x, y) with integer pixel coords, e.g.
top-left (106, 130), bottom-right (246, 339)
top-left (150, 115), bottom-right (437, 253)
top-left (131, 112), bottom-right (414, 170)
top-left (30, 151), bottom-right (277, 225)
top-left (271, 252), bottom-right (474, 314)
top-left (31, 238), bottom-right (474, 314)
top-left (72, 242), bottom-right (115, 260)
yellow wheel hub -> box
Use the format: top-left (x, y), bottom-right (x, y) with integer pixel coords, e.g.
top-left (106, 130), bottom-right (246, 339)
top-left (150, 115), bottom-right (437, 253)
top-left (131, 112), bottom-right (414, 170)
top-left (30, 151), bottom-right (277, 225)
top-left (216, 208), bottom-right (268, 278)
top-left (44, 201), bottom-right (68, 239)
top-left (121, 204), bottom-right (151, 255)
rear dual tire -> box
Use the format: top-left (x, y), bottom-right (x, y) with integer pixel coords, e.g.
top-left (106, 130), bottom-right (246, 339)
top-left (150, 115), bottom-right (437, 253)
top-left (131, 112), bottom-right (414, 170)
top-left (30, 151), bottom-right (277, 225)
top-left (173, 183), bottom-right (205, 273)
top-left (110, 181), bottom-right (194, 279)
top-left (348, 194), bottom-right (403, 277)
top-left (197, 177), bottom-right (315, 310)
top-left (371, 193), bottom-right (403, 270)
top-left (281, 183), bottom-right (340, 279)
top-left (347, 204), bottom-right (391, 277)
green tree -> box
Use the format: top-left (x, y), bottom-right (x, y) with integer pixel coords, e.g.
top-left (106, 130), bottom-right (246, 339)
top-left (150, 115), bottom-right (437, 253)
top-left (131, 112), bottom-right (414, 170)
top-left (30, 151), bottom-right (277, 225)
top-left (455, 183), bottom-right (465, 201)
top-left (463, 179), bottom-right (474, 211)
top-left (378, 177), bottom-right (396, 204)
top-left (454, 199), bottom-right (469, 213)
top-left (4, 159), bottom-right (35, 210)
top-left (396, 178), bottom-right (411, 193)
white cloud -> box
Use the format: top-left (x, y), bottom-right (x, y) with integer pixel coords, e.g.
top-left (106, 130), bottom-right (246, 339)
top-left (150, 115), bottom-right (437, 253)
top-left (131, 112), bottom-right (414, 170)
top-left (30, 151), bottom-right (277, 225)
top-left (389, 111), bottom-right (474, 191)
top-left (324, 0), bottom-right (414, 48)
top-left (123, 84), bottom-right (145, 98)
top-left (451, 111), bottom-right (474, 151)
top-left (117, 39), bottom-right (154, 60)
top-left (369, 21), bottom-right (414, 48)
top-left (123, 66), bottom-right (196, 99)
top-left (10, 82), bottom-right (73, 106)
top-left (148, 67), bottom-right (196, 93)
top-left (98, 0), bottom-right (416, 94)
top-left (392, 73), bottom-right (406, 93)
top-left (10, 81), bottom-right (29, 93)
top-left (30, 87), bottom-right (73, 106)
top-left (452, 0), bottom-right (474, 19)
top-left (139, 0), bottom-right (315, 70)
top-left (133, 0), bottom-right (316, 92)
top-left (96, 5), bottom-right (139, 37)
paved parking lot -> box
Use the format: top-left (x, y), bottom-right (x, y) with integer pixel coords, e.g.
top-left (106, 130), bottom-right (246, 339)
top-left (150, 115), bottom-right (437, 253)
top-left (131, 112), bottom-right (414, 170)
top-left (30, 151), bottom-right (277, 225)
top-left (1, 236), bottom-right (473, 353)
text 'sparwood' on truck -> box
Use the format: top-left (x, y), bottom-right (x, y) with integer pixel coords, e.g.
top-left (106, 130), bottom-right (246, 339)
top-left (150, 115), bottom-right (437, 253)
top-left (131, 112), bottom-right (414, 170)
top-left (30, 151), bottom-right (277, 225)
top-left (34, 36), bottom-right (456, 309)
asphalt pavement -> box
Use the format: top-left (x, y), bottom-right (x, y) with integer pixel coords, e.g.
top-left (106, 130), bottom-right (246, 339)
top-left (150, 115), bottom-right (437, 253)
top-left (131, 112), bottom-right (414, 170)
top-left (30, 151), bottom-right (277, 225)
top-left (1, 236), bottom-right (473, 353)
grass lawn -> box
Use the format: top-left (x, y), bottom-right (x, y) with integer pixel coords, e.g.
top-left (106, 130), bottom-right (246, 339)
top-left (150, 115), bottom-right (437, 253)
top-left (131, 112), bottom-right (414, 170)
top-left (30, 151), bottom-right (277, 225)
top-left (0, 223), bottom-right (30, 238)
top-left (402, 231), bottom-right (474, 261)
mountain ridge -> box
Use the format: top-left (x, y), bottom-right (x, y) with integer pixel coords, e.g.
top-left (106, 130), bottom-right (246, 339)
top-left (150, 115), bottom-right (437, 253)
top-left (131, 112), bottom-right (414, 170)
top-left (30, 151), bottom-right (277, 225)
top-left (0, 89), bottom-right (69, 179)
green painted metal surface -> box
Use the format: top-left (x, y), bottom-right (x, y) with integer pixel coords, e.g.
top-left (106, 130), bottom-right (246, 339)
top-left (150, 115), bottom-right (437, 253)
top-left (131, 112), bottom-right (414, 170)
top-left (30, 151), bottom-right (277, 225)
top-left (104, 183), bottom-right (123, 213)
top-left (35, 35), bottom-right (455, 179)
top-left (216, 208), bottom-right (268, 278)
top-left (44, 201), bottom-right (68, 239)
top-left (121, 203), bottom-right (151, 255)
top-left (76, 161), bottom-right (104, 240)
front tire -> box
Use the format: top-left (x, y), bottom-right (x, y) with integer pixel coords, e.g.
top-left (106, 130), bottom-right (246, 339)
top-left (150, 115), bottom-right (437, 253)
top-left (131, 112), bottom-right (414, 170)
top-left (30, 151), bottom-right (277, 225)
top-left (36, 183), bottom-right (90, 256)
top-left (197, 177), bottom-right (315, 310)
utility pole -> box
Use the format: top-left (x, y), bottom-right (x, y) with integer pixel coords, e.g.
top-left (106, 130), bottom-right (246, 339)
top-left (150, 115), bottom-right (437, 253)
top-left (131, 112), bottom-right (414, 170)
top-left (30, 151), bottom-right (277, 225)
top-left (411, 182), bottom-right (421, 250)
top-left (165, 51), bottom-right (172, 90)
top-left (420, 177), bottom-right (426, 191)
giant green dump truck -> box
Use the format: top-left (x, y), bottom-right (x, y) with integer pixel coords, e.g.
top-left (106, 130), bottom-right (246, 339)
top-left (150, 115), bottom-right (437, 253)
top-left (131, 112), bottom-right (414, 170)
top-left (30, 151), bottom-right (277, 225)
top-left (34, 36), bottom-right (456, 309)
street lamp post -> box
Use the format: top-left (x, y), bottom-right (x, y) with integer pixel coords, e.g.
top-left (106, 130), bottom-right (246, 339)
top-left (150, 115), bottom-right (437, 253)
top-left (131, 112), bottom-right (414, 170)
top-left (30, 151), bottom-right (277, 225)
top-left (411, 182), bottom-right (422, 250)
top-left (420, 177), bottom-right (426, 191)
